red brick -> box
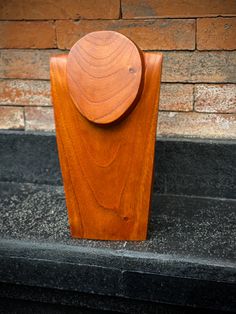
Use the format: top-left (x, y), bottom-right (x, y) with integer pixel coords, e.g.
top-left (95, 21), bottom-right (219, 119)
top-left (0, 21), bottom-right (56, 49)
top-left (2, 50), bottom-right (236, 83)
top-left (0, 49), bottom-right (61, 79)
top-left (0, 80), bottom-right (51, 106)
top-left (0, 0), bottom-right (120, 20)
top-left (56, 19), bottom-right (195, 50)
top-left (195, 84), bottom-right (236, 113)
top-left (158, 112), bottom-right (236, 138)
top-left (162, 51), bottom-right (236, 83)
top-left (197, 18), bottom-right (236, 50)
top-left (122, 0), bottom-right (236, 18)
top-left (160, 84), bottom-right (193, 111)
top-left (0, 106), bottom-right (24, 129)
top-left (25, 107), bottom-right (55, 131)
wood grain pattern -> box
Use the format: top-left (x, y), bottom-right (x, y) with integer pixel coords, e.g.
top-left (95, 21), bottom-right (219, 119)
top-left (67, 31), bottom-right (143, 124)
top-left (50, 33), bottom-right (163, 240)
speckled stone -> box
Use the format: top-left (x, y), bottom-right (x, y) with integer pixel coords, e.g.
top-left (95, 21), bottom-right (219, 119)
top-left (0, 131), bottom-right (236, 199)
top-left (0, 131), bottom-right (236, 312)
top-left (0, 182), bottom-right (236, 264)
top-left (0, 182), bottom-right (235, 312)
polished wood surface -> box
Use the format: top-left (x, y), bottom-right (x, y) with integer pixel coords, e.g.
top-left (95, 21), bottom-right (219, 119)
top-left (67, 31), bottom-right (143, 124)
top-left (50, 32), bottom-right (163, 240)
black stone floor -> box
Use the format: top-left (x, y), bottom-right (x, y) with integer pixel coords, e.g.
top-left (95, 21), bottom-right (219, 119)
top-left (0, 132), bottom-right (236, 313)
top-left (0, 181), bottom-right (235, 313)
top-left (0, 182), bottom-right (235, 263)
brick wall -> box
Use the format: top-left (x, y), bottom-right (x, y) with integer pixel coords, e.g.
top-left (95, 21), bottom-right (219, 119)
top-left (0, 0), bottom-right (236, 138)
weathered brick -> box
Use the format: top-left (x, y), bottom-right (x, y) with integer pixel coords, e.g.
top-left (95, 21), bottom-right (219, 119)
top-left (0, 49), bottom-right (61, 79)
top-left (158, 112), bottom-right (236, 138)
top-left (25, 107), bottom-right (55, 131)
top-left (56, 19), bottom-right (195, 50)
top-left (162, 51), bottom-right (236, 83)
top-left (0, 21), bottom-right (56, 49)
top-left (160, 84), bottom-right (193, 111)
top-left (0, 0), bottom-right (120, 20)
top-left (0, 106), bottom-right (24, 129)
top-left (2, 50), bottom-right (236, 83)
top-left (122, 0), bottom-right (236, 18)
top-left (195, 84), bottom-right (236, 113)
top-left (0, 80), bottom-right (51, 106)
top-left (197, 18), bottom-right (236, 50)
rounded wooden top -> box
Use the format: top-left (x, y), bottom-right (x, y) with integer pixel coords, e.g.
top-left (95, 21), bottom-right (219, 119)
top-left (66, 31), bottom-right (143, 124)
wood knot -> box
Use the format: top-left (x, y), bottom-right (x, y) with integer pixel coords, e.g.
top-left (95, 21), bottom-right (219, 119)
top-left (129, 67), bottom-right (136, 74)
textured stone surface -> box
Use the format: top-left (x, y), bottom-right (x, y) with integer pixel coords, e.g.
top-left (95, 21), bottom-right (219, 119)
top-left (0, 283), bottom-right (226, 314)
top-left (2, 50), bottom-right (236, 84)
top-left (25, 107), bottom-right (54, 131)
top-left (122, 0), bottom-right (236, 18)
top-left (0, 182), bottom-right (235, 262)
top-left (0, 49), bottom-right (61, 79)
top-left (0, 182), bottom-right (235, 312)
top-left (159, 84), bottom-right (193, 111)
top-left (0, 21), bottom-right (56, 48)
top-left (0, 0), bottom-right (120, 20)
top-left (1, 295), bottom-right (113, 314)
top-left (0, 132), bottom-right (61, 185)
top-left (1, 131), bottom-right (235, 199)
top-left (197, 17), bottom-right (236, 50)
top-left (0, 79), bottom-right (51, 106)
top-left (195, 84), bottom-right (236, 113)
top-left (56, 19), bottom-right (195, 50)
top-left (162, 51), bottom-right (236, 83)
top-left (158, 112), bottom-right (236, 138)
top-left (0, 107), bottom-right (24, 129)
top-left (156, 138), bottom-right (236, 199)
top-left (0, 132), bottom-right (236, 312)
top-left (0, 182), bottom-right (235, 263)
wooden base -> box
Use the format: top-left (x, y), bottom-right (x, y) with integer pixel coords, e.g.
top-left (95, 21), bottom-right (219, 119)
top-left (51, 44), bottom-right (162, 240)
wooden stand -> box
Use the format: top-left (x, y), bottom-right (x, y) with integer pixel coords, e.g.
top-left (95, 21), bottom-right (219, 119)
top-left (50, 31), bottom-right (163, 240)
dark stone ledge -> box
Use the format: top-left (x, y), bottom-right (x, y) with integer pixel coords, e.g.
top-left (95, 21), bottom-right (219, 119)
top-left (0, 283), bottom-right (230, 314)
top-left (0, 182), bottom-right (235, 312)
top-left (0, 131), bottom-right (235, 312)
top-left (0, 131), bottom-right (235, 199)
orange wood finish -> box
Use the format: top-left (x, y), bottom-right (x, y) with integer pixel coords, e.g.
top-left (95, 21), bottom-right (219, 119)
top-left (50, 31), bottom-right (163, 240)
top-left (67, 31), bottom-right (143, 125)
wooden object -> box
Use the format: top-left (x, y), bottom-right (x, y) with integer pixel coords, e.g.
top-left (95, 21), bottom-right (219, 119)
top-left (67, 31), bottom-right (143, 124)
top-left (50, 31), bottom-right (163, 240)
